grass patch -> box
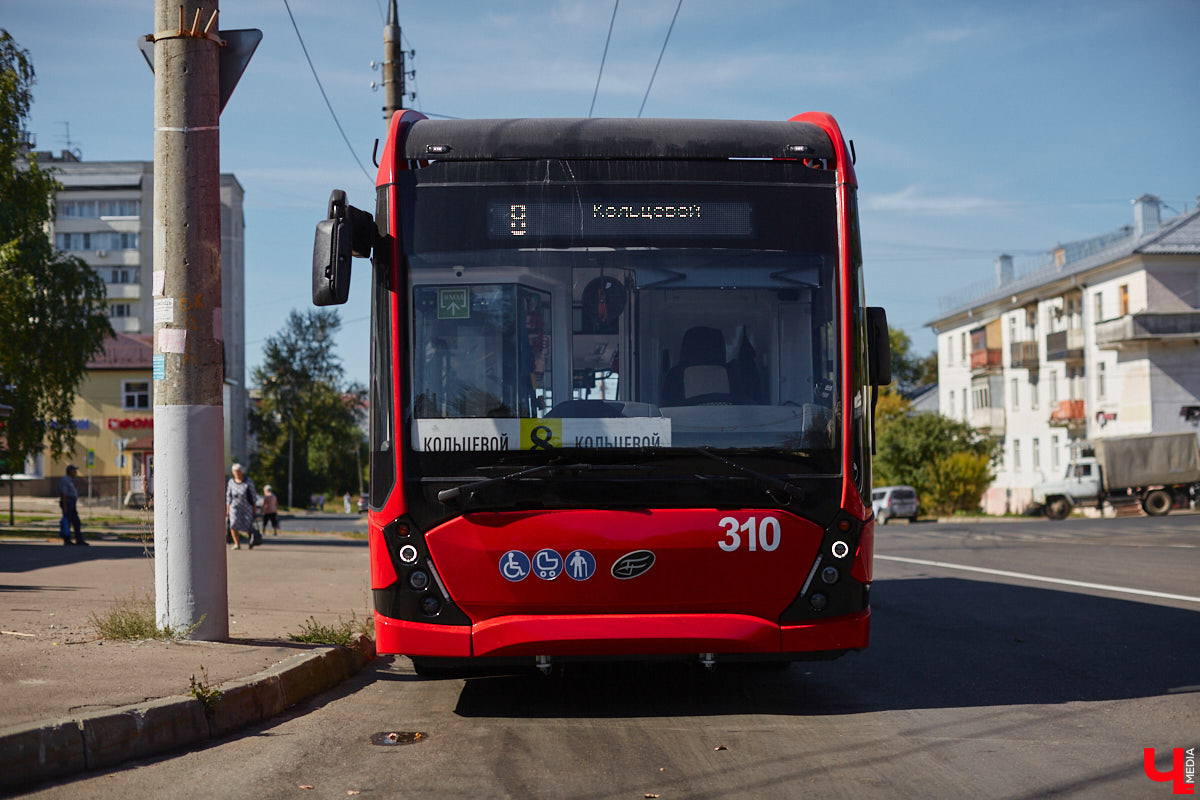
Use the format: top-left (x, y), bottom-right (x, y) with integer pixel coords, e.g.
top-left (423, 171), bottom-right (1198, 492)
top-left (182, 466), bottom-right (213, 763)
top-left (189, 665), bottom-right (221, 716)
top-left (289, 612), bottom-right (373, 646)
top-left (89, 592), bottom-right (201, 640)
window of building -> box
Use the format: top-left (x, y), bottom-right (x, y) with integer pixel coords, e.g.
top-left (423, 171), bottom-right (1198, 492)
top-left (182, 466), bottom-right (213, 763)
top-left (99, 199), bottom-right (140, 217)
top-left (1030, 378), bottom-right (1039, 410)
top-left (962, 389), bottom-right (968, 418)
top-left (108, 303), bottom-right (131, 318)
top-left (1012, 439), bottom-right (1021, 471)
top-left (960, 332), bottom-right (967, 365)
top-left (107, 269), bottom-right (138, 284)
top-left (1011, 378), bottom-right (1019, 411)
top-left (1098, 362), bottom-right (1106, 400)
top-left (949, 389), bottom-right (955, 417)
top-left (1049, 370), bottom-right (1058, 404)
top-left (1094, 291), bottom-right (1103, 322)
top-left (122, 380), bottom-right (150, 410)
top-left (1119, 284), bottom-right (1129, 316)
top-left (1032, 437), bottom-right (1040, 470)
top-left (1051, 435), bottom-right (1060, 469)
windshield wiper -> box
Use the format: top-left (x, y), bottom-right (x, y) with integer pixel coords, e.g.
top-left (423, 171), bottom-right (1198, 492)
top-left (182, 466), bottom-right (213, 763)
top-left (436, 462), bottom-right (654, 505)
top-left (689, 447), bottom-right (804, 505)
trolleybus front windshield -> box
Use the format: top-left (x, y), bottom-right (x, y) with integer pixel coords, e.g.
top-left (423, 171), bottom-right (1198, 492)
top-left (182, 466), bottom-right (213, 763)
top-left (402, 160), bottom-right (841, 488)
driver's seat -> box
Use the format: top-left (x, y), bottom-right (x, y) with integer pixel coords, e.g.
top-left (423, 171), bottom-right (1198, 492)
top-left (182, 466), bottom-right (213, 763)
top-left (662, 326), bottom-right (734, 406)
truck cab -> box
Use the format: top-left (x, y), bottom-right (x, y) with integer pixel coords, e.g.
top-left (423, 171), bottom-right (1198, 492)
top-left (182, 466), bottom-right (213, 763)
top-left (1032, 458), bottom-right (1102, 519)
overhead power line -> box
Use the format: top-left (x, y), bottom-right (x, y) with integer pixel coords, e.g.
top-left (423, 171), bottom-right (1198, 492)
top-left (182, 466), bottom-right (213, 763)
top-left (589, 0), bottom-right (620, 118)
top-left (638, 0), bottom-right (683, 118)
top-left (282, 0), bottom-right (373, 184)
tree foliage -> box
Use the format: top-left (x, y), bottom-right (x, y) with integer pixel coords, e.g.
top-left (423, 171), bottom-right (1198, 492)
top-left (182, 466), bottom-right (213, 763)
top-left (0, 30), bottom-right (110, 469)
top-left (250, 309), bottom-right (365, 506)
top-left (873, 410), bottom-right (999, 516)
top-left (887, 326), bottom-right (937, 394)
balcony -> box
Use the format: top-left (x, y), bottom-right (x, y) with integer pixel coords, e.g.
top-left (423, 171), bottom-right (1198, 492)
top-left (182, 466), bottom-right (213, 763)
top-left (1045, 328), bottom-right (1084, 362)
top-left (106, 283), bottom-right (141, 301)
top-left (970, 348), bottom-right (1002, 373)
top-left (1095, 311), bottom-right (1200, 349)
top-left (1049, 399), bottom-right (1085, 429)
top-left (969, 406), bottom-right (1005, 437)
top-left (1009, 340), bottom-right (1040, 370)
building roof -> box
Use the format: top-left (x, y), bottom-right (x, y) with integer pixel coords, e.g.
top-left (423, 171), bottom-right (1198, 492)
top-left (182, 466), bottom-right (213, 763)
top-left (88, 333), bottom-right (153, 370)
top-left (927, 201), bottom-right (1200, 328)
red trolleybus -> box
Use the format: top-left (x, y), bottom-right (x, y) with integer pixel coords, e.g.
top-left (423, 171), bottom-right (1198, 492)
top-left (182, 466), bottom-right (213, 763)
top-left (312, 113), bottom-right (891, 673)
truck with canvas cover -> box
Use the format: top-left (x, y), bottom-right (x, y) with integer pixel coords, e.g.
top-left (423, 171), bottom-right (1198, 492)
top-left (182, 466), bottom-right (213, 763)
top-left (1032, 433), bottom-right (1200, 519)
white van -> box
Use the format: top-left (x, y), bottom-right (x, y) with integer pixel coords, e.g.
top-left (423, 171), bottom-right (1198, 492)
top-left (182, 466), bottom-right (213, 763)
top-left (871, 485), bottom-right (920, 524)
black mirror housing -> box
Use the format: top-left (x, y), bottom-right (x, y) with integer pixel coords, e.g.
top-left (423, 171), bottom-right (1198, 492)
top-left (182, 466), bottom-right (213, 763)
top-left (866, 306), bottom-right (892, 387)
top-left (312, 216), bottom-right (351, 306)
top-left (313, 189), bottom-right (376, 306)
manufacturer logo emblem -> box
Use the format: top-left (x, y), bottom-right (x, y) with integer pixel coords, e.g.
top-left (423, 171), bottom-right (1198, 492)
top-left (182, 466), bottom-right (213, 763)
top-left (611, 550), bottom-right (655, 579)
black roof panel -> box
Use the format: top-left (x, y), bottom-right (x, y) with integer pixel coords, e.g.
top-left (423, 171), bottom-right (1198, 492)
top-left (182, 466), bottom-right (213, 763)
top-left (401, 118), bottom-right (835, 161)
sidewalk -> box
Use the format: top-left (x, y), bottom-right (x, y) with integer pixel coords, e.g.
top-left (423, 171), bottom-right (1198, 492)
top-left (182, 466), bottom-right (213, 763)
top-left (0, 520), bottom-right (376, 792)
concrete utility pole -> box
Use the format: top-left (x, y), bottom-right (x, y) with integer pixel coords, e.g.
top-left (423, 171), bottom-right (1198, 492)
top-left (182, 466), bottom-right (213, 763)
top-left (382, 0), bottom-right (406, 121)
top-left (152, 0), bottom-right (228, 640)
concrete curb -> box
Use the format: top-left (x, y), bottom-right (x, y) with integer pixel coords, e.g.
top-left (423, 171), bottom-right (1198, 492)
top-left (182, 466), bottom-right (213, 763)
top-left (0, 636), bottom-right (375, 793)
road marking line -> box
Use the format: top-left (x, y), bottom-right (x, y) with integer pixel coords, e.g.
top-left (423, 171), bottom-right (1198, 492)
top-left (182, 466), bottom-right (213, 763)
top-left (876, 555), bottom-right (1200, 604)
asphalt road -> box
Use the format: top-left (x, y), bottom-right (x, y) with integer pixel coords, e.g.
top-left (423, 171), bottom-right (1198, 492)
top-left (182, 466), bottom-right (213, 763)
top-left (21, 513), bottom-right (1200, 799)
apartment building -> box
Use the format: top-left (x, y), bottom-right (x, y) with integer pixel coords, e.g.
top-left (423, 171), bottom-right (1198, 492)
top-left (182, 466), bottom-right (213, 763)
top-left (20, 152), bottom-right (248, 496)
top-left (928, 195), bottom-right (1200, 515)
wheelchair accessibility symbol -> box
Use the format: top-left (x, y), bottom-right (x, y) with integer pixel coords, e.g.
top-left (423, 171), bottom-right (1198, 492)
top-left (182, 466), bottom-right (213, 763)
top-left (533, 549), bottom-right (563, 580)
top-left (499, 550), bottom-right (530, 582)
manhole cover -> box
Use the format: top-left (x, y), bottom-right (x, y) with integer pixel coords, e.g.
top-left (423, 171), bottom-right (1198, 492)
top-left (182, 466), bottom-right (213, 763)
top-left (370, 731), bottom-right (428, 746)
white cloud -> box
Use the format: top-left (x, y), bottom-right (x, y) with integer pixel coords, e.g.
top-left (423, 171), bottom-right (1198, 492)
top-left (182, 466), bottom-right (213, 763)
top-left (861, 186), bottom-right (1002, 214)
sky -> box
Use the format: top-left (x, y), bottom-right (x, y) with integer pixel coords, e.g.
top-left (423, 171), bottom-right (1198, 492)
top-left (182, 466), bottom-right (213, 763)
top-left (4, 0), bottom-right (1199, 388)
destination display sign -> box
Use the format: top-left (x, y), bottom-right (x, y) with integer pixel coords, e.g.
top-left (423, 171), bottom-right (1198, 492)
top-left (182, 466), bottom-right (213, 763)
top-left (486, 200), bottom-right (753, 239)
top-left (412, 417), bottom-right (672, 452)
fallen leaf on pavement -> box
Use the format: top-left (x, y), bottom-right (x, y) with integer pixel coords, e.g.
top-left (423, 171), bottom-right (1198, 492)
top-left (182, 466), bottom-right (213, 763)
top-left (714, 745), bottom-right (728, 751)
top-left (298, 786), bottom-right (313, 790)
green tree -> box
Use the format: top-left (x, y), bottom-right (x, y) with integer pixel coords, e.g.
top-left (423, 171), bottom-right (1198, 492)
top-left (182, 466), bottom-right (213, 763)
top-left (887, 326), bottom-right (937, 395)
top-left (250, 309), bottom-right (365, 507)
top-left (873, 411), bottom-right (999, 516)
top-left (0, 31), bottom-right (110, 474)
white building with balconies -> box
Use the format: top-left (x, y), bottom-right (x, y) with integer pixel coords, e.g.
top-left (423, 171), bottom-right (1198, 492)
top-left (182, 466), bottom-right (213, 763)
top-left (31, 151), bottom-right (249, 471)
top-left (927, 195), bottom-right (1200, 515)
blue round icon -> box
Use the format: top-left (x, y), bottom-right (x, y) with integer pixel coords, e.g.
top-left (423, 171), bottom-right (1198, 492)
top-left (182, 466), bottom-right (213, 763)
top-left (499, 550), bottom-right (530, 582)
top-left (533, 549), bottom-right (563, 580)
top-left (564, 549), bottom-right (597, 581)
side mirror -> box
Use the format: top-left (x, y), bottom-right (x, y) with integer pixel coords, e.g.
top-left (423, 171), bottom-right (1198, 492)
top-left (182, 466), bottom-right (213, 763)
top-left (312, 189), bottom-right (376, 307)
top-left (866, 306), bottom-right (892, 387)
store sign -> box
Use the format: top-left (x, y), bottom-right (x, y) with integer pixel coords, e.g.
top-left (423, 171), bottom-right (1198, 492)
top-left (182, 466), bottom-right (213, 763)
top-left (107, 417), bottom-right (153, 430)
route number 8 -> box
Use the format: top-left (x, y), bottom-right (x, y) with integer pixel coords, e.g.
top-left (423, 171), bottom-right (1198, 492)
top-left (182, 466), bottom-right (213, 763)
top-left (718, 516), bottom-right (781, 552)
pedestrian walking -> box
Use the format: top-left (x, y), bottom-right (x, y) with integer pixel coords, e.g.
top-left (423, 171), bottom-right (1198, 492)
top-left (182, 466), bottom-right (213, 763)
top-left (343, 491), bottom-right (352, 514)
top-left (261, 484), bottom-right (280, 535)
top-left (58, 465), bottom-right (86, 545)
top-left (225, 463), bottom-right (257, 551)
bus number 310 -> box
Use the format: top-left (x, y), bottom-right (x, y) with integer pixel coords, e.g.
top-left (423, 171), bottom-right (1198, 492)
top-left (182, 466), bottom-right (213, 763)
top-left (718, 516), bottom-right (781, 552)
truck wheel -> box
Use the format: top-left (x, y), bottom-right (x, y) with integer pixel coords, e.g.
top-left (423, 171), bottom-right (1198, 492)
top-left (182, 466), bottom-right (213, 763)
top-left (1046, 497), bottom-right (1070, 520)
top-left (1142, 490), bottom-right (1172, 517)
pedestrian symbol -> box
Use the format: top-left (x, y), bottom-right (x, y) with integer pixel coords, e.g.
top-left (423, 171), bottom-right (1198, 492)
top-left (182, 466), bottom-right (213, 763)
top-left (565, 549), bottom-right (596, 581)
top-left (499, 550), bottom-right (530, 582)
top-left (533, 549), bottom-right (563, 580)
top-left (438, 287), bottom-right (470, 319)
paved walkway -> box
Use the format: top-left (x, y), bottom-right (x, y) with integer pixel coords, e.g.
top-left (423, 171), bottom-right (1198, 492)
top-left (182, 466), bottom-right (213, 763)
top-left (0, 515), bottom-right (375, 792)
